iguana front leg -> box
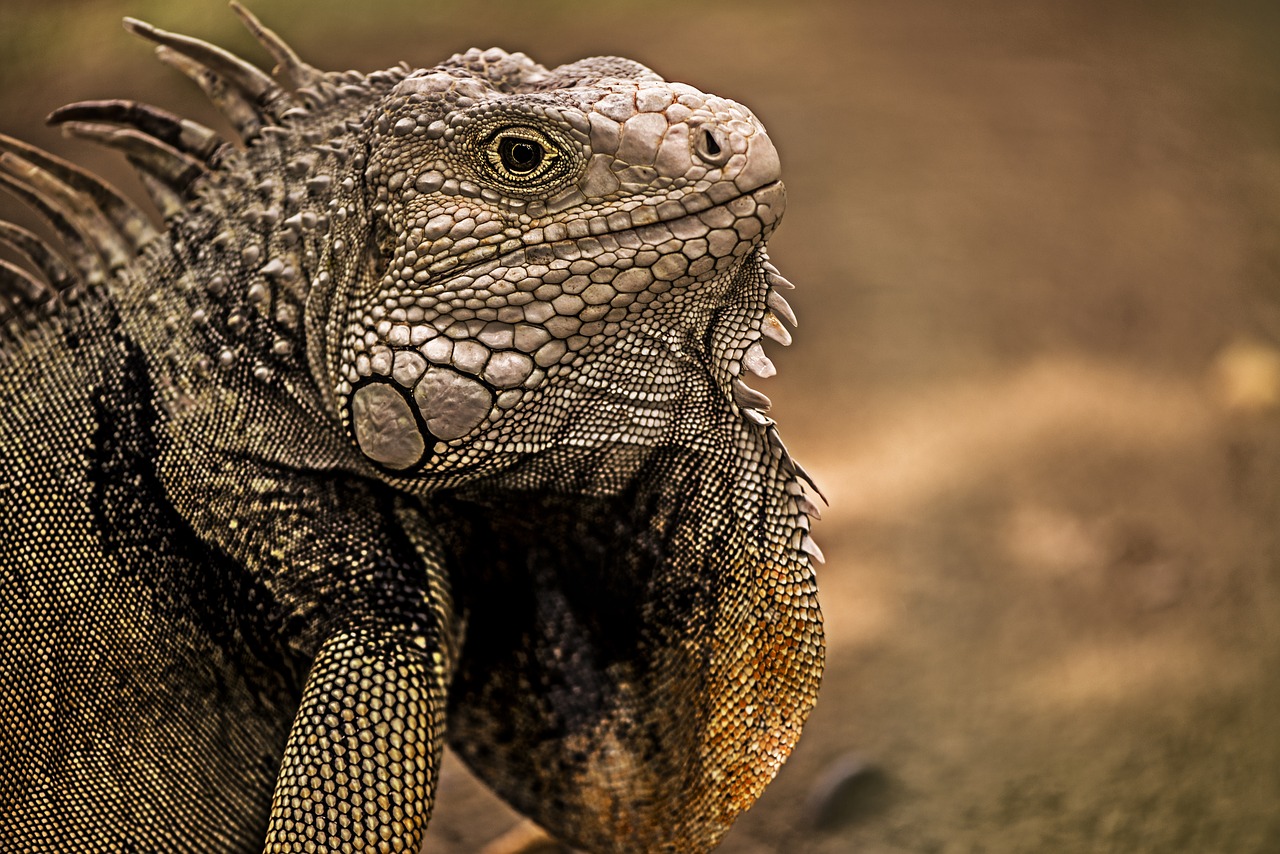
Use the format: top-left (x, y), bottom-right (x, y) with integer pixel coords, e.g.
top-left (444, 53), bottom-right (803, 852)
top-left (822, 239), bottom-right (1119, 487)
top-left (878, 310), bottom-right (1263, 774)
top-left (258, 496), bottom-right (461, 853)
top-left (157, 438), bottom-right (463, 852)
top-left (265, 618), bottom-right (452, 851)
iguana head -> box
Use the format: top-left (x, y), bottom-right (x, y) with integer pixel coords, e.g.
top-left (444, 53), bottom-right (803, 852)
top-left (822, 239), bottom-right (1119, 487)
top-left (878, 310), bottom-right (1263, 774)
top-left (321, 50), bottom-right (788, 486)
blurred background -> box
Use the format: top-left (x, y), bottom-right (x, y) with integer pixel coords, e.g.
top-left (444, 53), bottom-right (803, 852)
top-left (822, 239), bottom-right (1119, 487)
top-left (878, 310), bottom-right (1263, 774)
top-left (2, 0), bottom-right (1279, 850)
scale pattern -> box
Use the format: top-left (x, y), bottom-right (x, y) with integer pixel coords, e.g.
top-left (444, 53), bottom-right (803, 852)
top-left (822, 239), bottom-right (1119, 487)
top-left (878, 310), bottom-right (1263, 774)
top-left (0, 6), bottom-right (824, 852)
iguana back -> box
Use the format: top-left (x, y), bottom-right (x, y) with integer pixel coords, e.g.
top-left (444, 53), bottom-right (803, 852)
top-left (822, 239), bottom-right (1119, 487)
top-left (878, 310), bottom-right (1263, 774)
top-left (0, 290), bottom-right (301, 847)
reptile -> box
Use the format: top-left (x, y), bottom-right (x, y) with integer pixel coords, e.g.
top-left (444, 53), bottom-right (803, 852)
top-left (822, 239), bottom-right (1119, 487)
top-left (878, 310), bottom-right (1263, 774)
top-left (0, 5), bottom-right (824, 852)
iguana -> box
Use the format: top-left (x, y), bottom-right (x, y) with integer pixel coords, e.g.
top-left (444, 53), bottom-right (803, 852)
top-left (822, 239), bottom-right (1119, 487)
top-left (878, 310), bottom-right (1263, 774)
top-left (0, 6), bottom-right (824, 852)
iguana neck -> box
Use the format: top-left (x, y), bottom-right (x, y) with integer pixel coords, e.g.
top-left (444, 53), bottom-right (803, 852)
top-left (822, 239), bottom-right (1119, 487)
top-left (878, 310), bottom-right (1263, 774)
top-left (110, 75), bottom-right (405, 474)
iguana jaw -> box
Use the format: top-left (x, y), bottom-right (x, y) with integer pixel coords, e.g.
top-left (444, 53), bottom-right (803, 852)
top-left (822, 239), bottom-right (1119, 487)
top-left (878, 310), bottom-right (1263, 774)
top-left (338, 166), bottom-right (787, 484)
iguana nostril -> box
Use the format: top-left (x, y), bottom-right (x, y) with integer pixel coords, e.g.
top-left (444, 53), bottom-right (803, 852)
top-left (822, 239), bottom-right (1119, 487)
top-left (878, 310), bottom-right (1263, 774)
top-left (696, 127), bottom-right (730, 165)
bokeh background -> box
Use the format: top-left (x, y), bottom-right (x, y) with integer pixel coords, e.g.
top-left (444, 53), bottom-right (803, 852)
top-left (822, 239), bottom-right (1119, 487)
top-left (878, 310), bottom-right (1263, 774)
top-left (3, 1), bottom-right (1279, 851)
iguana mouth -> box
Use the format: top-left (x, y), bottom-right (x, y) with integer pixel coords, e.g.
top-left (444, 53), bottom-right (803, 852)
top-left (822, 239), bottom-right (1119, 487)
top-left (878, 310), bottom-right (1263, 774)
top-left (389, 178), bottom-right (788, 309)
top-left (498, 179), bottom-right (787, 299)
top-left (552, 178), bottom-right (787, 252)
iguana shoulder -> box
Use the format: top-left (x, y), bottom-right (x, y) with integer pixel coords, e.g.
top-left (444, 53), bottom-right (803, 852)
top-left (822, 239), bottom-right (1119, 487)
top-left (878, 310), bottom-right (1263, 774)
top-left (0, 6), bottom-right (824, 852)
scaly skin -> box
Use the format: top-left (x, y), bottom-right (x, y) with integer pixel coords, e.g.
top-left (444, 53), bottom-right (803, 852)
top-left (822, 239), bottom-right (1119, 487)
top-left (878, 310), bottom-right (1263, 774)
top-left (0, 7), bottom-right (824, 853)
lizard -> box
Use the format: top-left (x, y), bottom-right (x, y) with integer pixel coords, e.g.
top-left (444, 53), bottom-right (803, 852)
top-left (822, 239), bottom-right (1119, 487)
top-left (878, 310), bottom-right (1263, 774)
top-left (0, 5), bottom-right (825, 852)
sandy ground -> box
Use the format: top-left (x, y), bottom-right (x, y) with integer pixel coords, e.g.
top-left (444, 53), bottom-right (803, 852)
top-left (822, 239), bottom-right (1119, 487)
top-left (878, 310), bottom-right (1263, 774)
top-left (2, 0), bottom-right (1279, 851)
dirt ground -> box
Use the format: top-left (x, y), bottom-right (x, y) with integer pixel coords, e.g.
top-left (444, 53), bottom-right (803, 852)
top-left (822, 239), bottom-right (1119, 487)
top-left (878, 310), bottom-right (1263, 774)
top-left (2, 0), bottom-right (1279, 851)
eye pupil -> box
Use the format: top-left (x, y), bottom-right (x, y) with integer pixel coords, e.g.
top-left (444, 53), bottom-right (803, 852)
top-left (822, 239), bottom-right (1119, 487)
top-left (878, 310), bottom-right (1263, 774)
top-left (500, 138), bottom-right (543, 174)
top-left (511, 143), bottom-right (535, 164)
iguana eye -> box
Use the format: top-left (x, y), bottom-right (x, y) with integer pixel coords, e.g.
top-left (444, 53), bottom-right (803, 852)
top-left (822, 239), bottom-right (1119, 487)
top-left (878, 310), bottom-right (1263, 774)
top-left (485, 128), bottom-right (558, 182)
top-left (498, 137), bottom-right (543, 174)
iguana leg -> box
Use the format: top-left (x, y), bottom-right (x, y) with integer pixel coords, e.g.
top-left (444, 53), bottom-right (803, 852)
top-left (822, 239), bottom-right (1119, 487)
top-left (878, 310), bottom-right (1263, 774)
top-left (155, 434), bottom-right (468, 851)
top-left (258, 499), bottom-right (461, 853)
top-left (263, 620), bottom-right (452, 852)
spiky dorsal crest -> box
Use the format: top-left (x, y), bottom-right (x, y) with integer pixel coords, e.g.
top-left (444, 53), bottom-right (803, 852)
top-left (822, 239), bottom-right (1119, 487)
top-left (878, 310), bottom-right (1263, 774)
top-left (0, 4), bottom-right (345, 335)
